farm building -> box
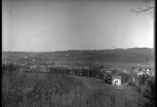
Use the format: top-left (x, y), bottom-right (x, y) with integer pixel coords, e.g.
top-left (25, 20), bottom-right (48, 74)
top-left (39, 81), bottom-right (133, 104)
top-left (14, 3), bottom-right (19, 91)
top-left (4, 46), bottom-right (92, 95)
top-left (137, 71), bottom-right (145, 77)
top-left (112, 75), bottom-right (122, 86)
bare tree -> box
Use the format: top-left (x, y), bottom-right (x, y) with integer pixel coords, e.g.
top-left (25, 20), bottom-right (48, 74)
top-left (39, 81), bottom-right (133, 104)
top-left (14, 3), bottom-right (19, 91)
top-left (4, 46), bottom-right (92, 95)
top-left (132, 0), bottom-right (154, 17)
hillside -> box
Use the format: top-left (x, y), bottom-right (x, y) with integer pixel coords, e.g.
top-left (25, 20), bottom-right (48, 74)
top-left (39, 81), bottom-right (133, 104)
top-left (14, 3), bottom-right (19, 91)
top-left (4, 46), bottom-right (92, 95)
top-left (69, 75), bottom-right (144, 107)
top-left (2, 48), bottom-right (154, 65)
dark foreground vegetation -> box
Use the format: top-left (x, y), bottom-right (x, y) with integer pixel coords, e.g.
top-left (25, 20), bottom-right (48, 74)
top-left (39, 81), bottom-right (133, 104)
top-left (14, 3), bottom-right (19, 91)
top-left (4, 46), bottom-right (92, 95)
top-left (2, 62), bottom-right (155, 107)
top-left (2, 63), bottom-right (85, 107)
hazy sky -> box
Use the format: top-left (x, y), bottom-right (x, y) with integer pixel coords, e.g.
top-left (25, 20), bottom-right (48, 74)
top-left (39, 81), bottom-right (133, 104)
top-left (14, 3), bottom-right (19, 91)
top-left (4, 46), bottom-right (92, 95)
top-left (2, 0), bottom-right (154, 52)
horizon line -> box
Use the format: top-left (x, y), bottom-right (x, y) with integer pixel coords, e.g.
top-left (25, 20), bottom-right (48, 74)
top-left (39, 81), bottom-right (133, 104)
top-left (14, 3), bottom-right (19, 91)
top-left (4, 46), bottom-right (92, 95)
top-left (2, 47), bottom-right (154, 53)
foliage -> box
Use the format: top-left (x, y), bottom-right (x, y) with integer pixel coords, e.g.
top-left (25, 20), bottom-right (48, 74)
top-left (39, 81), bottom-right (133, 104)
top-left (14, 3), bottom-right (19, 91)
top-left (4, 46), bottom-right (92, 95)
top-left (140, 77), bottom-right (156, 107)
top-left (3, 48), bottom-right (154, 66)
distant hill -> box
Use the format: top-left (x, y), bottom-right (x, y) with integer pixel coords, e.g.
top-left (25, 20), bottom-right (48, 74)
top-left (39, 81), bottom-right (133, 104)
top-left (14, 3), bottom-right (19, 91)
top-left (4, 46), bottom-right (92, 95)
top-left (2, 48), bottom-right (154, 64)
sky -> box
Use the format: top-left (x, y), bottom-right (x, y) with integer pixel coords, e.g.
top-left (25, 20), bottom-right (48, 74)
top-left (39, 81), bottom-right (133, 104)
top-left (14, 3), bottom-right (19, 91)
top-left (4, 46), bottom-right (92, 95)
top-left (2, 0), bottom-right (154, 52)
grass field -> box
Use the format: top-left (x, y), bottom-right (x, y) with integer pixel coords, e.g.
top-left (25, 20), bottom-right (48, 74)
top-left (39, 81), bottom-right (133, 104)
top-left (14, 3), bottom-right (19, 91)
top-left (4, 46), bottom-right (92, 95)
top-left (68, 75), bottom-right (145, 107)
top-left (71, 75), bottom-right (112, 89)
top-left (15, 72), bottom-right (146, 107)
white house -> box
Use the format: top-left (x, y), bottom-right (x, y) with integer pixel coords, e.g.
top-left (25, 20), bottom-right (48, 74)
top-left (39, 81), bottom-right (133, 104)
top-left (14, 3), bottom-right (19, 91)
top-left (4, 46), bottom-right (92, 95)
top-left (137, 71), bottom-right (144, 76)
top-left (106, 70), bottom-right (112, 73)
top-left (24, 56), bottom-right (28, 59)
top-left (112, 75), bottom-right (122, 86)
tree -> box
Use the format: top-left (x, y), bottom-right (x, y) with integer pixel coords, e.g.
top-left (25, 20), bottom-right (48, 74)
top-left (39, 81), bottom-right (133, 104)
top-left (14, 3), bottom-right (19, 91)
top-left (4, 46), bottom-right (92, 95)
top-left (2, 63), bottom-right (19, 107)
top-left (142, 77), bottom-right (155, 107)
top-left (138, 77), bottom-right (156, 107)
top-left (132, 0), bottom-right (154, 17)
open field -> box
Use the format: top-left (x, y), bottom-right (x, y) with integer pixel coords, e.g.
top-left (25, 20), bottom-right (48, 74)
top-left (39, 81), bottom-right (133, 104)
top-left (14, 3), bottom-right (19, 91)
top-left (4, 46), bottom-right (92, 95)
top-left (16, 72), bottom-right (145, 107)
top-left (71, 75), bottom-right (145, 106)
top-left (71, 75), bottom-right (112, 89)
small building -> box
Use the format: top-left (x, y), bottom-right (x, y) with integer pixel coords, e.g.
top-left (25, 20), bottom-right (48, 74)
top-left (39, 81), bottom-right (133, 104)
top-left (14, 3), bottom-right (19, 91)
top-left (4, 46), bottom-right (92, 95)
top-left (121, 69), bottom-right (127, 73)
top-left (106, 70), bottom-right (112, 73)
top-left (24, 56), bottom-right (28, 59)
top-left (112, 75), bottom-right (122, 86)
top-left (137, 71), bottom-right (144, 76)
